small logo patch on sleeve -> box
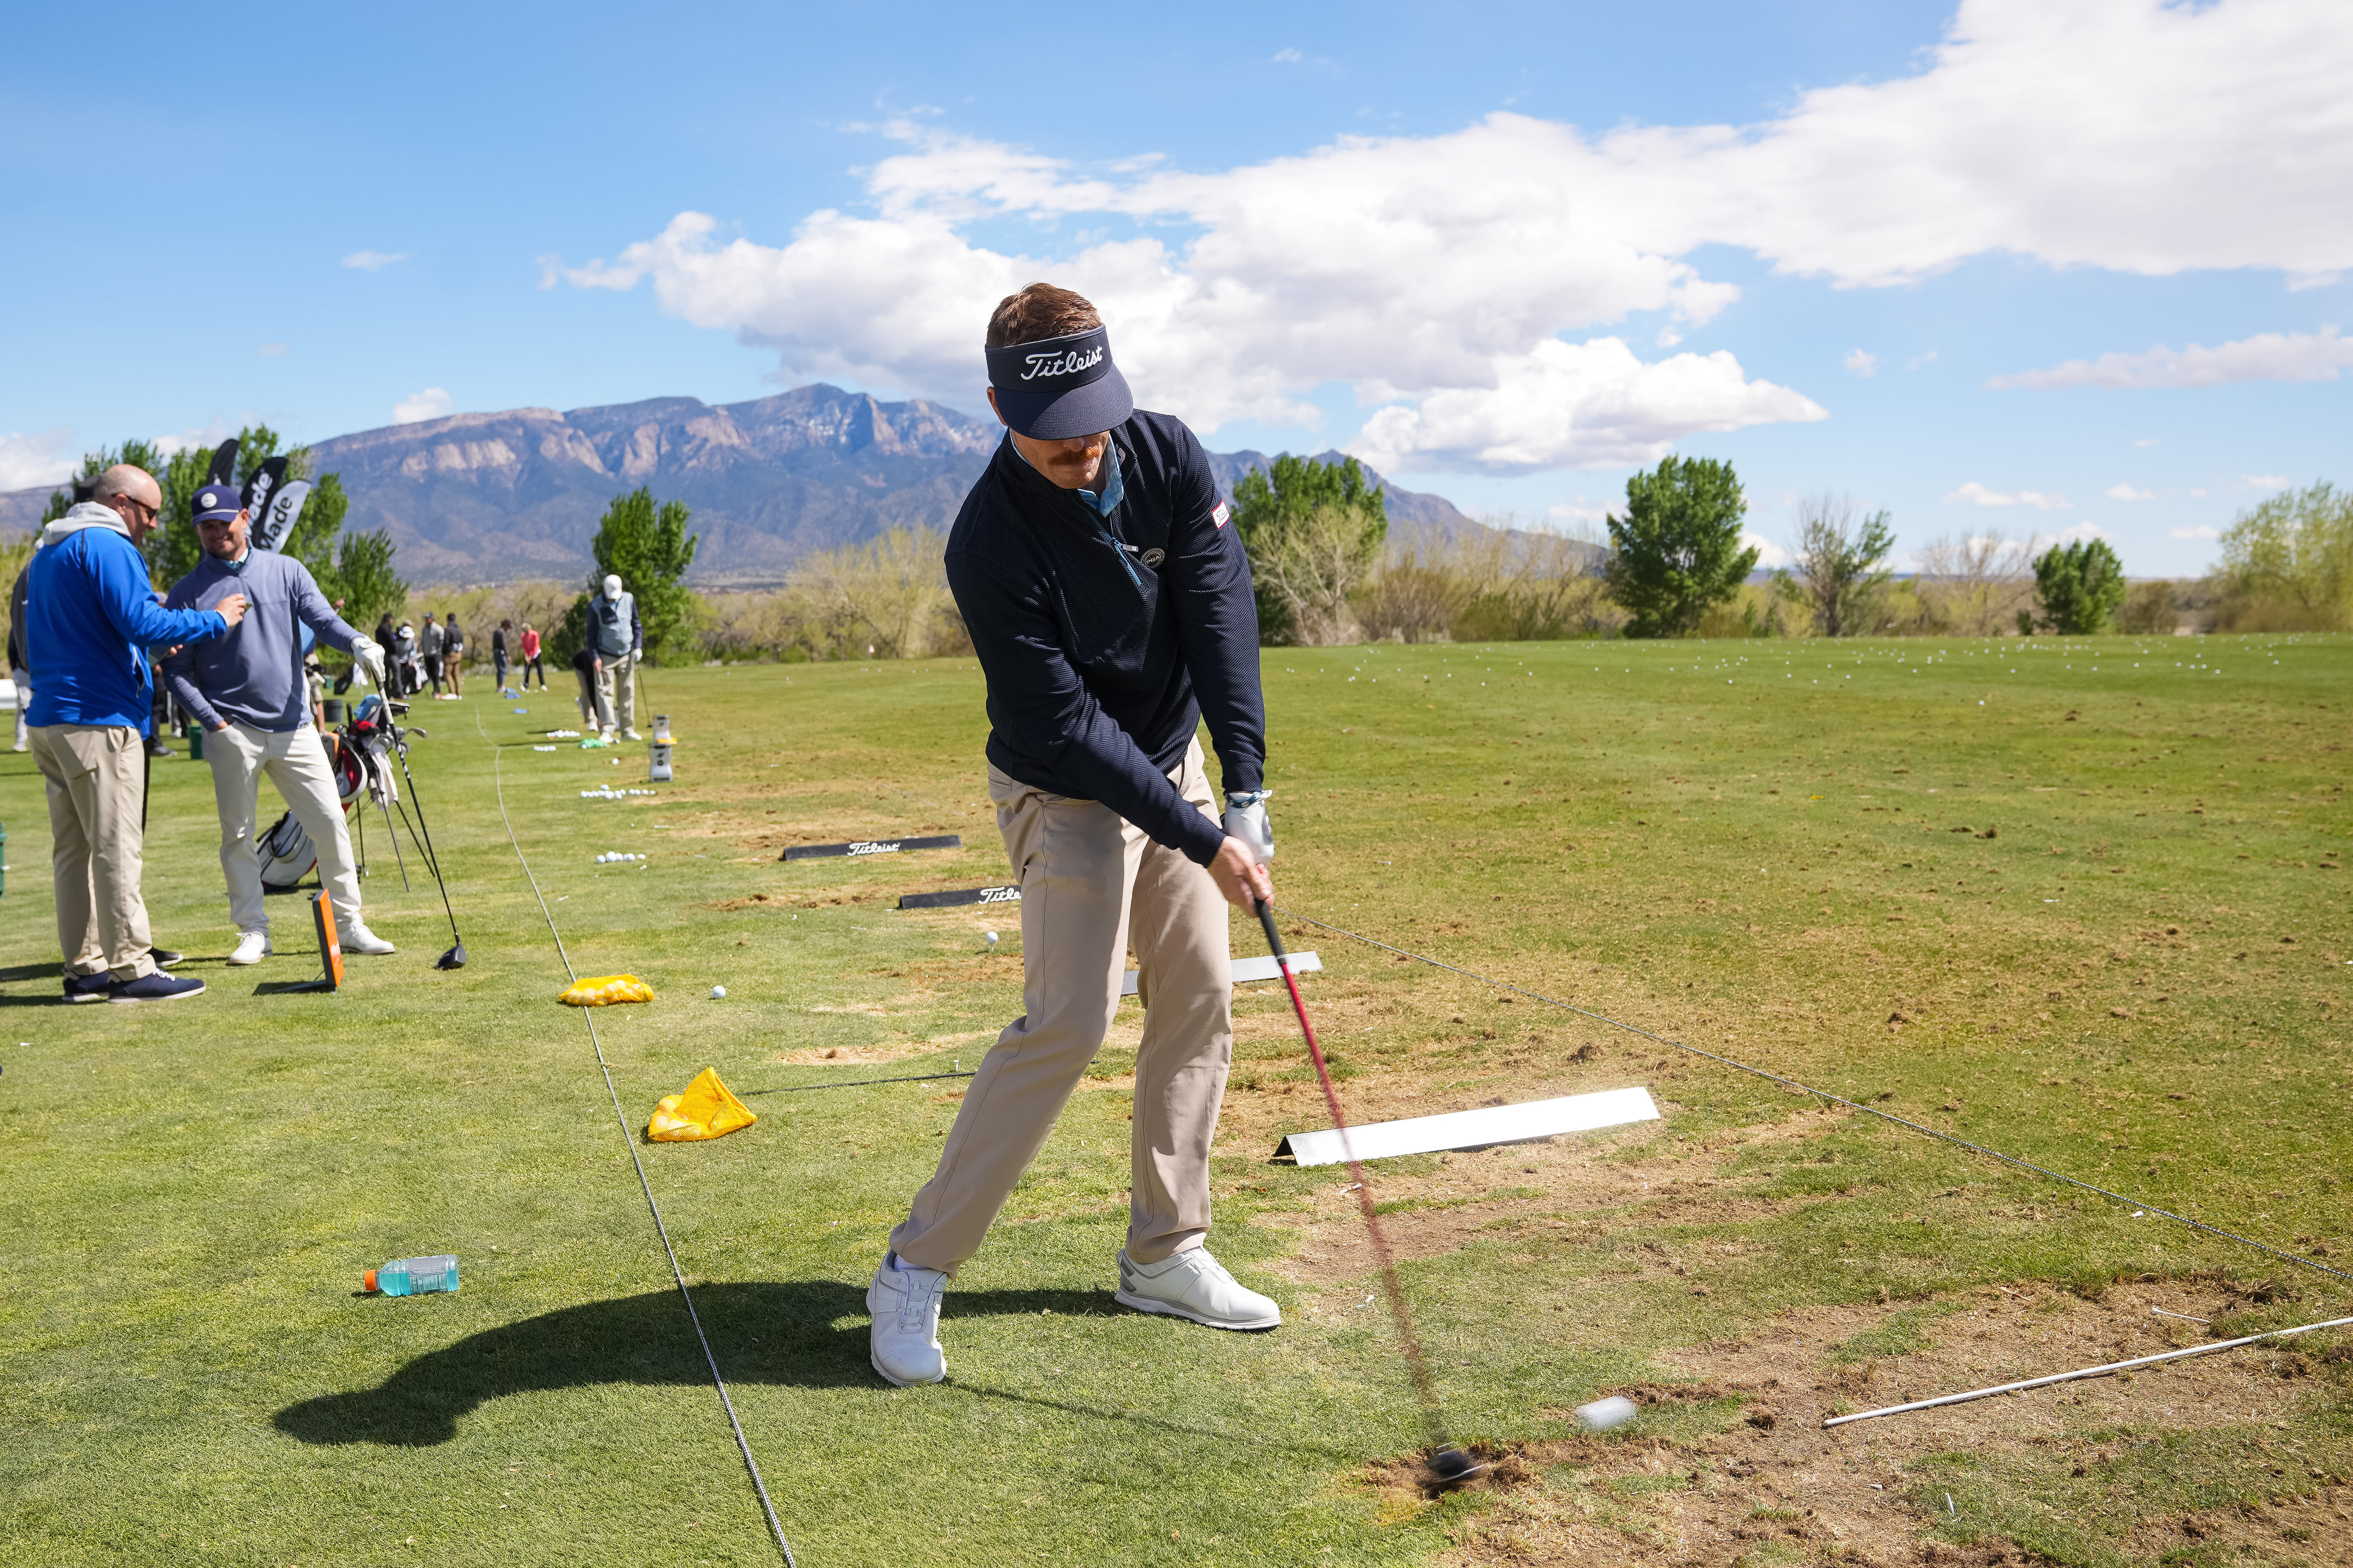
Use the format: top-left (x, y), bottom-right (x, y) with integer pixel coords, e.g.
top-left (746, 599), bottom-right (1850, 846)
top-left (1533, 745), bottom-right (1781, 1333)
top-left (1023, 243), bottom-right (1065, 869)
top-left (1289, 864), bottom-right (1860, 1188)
top-left (1211, 500), bottom-right (1230, 529)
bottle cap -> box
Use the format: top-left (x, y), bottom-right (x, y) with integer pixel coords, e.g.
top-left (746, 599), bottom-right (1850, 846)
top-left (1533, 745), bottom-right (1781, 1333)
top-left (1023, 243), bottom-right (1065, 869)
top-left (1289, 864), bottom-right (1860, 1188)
top-left (363, 1268), bottom-right (378, 1293)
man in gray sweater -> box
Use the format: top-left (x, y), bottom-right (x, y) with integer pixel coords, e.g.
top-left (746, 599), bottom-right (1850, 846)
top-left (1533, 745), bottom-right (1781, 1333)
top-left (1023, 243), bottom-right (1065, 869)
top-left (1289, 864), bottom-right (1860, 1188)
top-left (163, 483), bottom-right (396, 963)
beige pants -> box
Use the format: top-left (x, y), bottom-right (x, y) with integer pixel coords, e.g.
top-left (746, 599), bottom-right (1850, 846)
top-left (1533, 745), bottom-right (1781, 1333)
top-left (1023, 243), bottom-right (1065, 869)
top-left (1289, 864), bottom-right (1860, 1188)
top-left (890, 738), bottom-right (1233, 1273)
top-left (596, 651), bottom-right (636, 733)
top-left (30, 723), bottom-right (155, 982)
top-left (205, 721), bottom-right (363, 935)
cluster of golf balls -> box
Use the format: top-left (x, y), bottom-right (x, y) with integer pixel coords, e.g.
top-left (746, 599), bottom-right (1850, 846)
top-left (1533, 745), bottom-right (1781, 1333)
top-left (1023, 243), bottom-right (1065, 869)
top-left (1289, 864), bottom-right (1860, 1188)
top-left (596, 852), bottom-right (646, 864)
top-left (580, 787), bottom-right (659, 799)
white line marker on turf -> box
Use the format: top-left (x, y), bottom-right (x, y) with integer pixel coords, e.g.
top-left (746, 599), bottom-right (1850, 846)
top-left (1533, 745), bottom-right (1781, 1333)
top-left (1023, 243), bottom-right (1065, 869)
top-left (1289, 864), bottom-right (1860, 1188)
top-left (1275, 1086), bottom-right (1659, 1167)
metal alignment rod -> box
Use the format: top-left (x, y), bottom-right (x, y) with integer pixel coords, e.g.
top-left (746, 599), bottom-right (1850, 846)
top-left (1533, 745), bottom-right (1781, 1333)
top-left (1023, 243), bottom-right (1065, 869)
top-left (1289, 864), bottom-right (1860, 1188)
top-left (1822, 1314), bottom-right (2353, 1428)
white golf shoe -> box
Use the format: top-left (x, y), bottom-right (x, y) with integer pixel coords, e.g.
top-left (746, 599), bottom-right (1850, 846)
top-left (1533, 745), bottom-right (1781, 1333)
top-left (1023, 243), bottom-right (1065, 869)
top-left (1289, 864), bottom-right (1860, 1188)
top-left (1115, 1247), bottom-right (1282, 1330)
top-left (227, 930), bottom-right (272, 966)
top-left (622, 727), bottom-right (643, 741)
top-left (867, 1254), bottom-right (949, 1386)
top-left (339, 921), bottom-right (396, 956)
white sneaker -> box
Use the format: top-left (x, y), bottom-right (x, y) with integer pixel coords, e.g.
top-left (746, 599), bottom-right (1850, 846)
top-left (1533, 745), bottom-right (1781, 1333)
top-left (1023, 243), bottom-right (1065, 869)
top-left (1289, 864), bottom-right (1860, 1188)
top-left (227, 930), bottom-right (272, 966)
top-left (339, 921), bottom-right (397, 955)
top-left (866, 1254), bottom-right (949, 1386)
top-left (1115, 1247), bottom-right (1281, 1330)
top-left (623, 728), bottom-right (643, 741)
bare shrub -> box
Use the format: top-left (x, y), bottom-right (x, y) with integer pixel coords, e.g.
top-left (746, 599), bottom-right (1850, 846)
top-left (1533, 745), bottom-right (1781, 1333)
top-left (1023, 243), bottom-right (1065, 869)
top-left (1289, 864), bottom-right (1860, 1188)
top-left (1913, 531), bottom-right (2037, 636)
top-left (790, 526), bottom-right (957, 658)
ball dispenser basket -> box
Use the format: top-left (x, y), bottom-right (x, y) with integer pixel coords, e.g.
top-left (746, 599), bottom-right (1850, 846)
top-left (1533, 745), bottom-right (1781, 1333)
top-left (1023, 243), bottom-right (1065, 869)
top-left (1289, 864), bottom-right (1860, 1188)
top-left (649, 741), bottom-right (674, 783)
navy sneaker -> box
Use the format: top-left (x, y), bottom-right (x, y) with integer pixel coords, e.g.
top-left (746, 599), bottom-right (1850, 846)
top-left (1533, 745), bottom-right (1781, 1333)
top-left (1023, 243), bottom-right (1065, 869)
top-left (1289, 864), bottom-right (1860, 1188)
top-left (148, 947), bottom-right (185, 969)
top-left (107, 971), bottom-right (206, 1003)
top-left (63, 972), bottom-right (112, 1003)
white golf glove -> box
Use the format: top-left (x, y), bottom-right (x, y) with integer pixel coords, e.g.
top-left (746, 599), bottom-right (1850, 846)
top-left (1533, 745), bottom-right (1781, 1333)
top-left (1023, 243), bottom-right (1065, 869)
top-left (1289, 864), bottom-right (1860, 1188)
top-left (1223, 790), bottom-right (1274, 865)
top-left (349, 635), bottom-right (388, 687)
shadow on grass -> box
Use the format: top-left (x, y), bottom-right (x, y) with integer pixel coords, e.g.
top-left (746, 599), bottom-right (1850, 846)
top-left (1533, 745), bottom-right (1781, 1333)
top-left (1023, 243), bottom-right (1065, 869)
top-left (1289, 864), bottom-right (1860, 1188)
top-left (274, 1279), bottom-right (1123, 1446)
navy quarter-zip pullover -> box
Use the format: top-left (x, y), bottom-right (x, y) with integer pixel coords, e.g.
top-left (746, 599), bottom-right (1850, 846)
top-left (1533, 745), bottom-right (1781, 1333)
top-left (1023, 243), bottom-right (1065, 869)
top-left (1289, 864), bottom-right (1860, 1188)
top-left (945, 411), bottom-right (1265, 866)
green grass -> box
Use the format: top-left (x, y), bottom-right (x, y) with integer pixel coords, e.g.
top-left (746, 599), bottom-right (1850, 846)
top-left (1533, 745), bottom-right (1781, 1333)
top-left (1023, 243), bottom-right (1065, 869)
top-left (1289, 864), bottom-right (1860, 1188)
top-left (1, 631), bottom-right (2348, 1565)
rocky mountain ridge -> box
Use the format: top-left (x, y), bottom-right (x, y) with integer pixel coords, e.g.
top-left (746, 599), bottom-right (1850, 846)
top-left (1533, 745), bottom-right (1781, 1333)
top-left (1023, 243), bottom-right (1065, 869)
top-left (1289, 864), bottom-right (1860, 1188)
top-left (0, 383), bottom-right (1481, 584)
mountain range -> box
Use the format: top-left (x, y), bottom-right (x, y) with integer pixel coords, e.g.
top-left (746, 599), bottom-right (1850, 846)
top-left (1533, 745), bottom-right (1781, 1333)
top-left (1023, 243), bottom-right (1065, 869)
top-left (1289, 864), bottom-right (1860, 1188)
top-left (0, 384), bottom-right (1479, 587)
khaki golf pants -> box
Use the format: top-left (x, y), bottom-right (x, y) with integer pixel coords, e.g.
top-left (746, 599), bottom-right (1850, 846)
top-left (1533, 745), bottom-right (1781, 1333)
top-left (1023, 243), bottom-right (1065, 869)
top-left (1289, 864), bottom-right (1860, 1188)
top-left (597, 651), bottom-right (636, 733)
top-left (30, 723), bottom-right (155, 982)
top-left (206, 721), bottom-right (363, 936)
top-left (890, 738), bottom-right (1233, 1274)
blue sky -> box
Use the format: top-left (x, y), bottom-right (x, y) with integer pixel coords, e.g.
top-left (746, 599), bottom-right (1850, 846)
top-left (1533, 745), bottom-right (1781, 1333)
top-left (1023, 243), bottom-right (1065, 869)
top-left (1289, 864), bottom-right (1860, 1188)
top-left (3, 0), bottom-right (2347, 574)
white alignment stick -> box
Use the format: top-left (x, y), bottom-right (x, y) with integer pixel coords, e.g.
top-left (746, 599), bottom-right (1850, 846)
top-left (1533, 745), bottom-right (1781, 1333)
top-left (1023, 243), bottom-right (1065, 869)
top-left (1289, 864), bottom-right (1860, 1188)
top-left (1822, 1313), bottom-right (2353, 1428)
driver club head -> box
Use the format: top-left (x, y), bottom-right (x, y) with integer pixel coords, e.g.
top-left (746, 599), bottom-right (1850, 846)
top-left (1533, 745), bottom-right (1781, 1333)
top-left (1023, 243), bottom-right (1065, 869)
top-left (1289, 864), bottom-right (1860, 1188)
top-left (1421, 1446), bottom-right (1487, 1491)
top-left (435, 942), bottom-right (467, 970)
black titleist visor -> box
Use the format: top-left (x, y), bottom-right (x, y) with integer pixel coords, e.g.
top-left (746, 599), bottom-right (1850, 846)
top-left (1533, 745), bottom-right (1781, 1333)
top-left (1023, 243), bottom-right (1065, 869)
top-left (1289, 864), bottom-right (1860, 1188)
top-left (985, 326), bottom-right (1134, 439)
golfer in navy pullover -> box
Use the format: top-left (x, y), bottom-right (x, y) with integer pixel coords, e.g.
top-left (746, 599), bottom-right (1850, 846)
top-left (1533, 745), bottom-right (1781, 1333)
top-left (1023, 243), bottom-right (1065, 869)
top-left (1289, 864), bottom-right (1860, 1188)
top-left (869, 283), bottom-right (1281, 1387)
top-left (162, 485), bottom-right (396, 963)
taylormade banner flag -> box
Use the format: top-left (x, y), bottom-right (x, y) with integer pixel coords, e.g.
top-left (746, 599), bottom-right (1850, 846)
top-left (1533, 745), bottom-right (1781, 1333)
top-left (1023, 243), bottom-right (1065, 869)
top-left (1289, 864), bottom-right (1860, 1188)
top-left (250, 480), bottom-right (312, 553)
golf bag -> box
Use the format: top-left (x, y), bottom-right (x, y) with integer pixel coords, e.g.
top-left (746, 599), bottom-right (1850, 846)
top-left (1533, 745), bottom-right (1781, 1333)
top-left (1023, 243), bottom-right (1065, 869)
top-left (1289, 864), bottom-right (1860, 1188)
top-left (255, 704), bottom-right (401, 893)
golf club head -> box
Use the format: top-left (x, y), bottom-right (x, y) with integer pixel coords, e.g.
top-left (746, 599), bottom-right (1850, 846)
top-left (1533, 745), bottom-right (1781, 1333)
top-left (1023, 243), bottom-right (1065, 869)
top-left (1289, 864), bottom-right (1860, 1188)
top-left (1421, 1446), bottom-right (1487, 1491)
top-left (436, 942), bottom-right (467, 970)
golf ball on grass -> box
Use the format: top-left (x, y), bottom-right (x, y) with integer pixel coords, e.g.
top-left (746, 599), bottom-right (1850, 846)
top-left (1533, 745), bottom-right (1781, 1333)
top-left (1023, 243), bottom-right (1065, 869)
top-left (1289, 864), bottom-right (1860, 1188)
top-left (711, 985), bottom-right (727, 999)
top-left (1575, 1395), bottom-right (1638, 1432)
top-left (985, 931), bottom-right (999, 947)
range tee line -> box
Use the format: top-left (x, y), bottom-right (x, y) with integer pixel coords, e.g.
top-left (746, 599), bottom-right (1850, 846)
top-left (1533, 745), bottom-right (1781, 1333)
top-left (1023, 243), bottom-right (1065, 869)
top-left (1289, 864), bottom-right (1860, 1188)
top-left (1275, 908), bottom-right (2353, 1292)
top-left (483, 728), bottom-right (797, 1568)
top-left (1822, 1313), bottom-right (2353, 1428)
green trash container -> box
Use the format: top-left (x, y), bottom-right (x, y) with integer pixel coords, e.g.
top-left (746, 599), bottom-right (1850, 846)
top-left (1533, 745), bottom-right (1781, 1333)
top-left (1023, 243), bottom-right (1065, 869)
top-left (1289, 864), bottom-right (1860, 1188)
top-left (188, 724), bottom-right (204, 761)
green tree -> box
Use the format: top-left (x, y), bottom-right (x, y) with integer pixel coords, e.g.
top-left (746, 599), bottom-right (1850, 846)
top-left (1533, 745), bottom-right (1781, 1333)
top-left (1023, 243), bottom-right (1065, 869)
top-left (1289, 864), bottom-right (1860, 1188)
top-left (1789, 494), bottom-right (1896, 637)
top-left (2028, 538), bottom-right (2127, 635)
top-left (1603, 456), bottom-right (1757, 638)
top-left (1231, 454), bottom-right (1387, 645)
top-left (322, 525), bottom-right (408, 638)
top-left (43, 442), bottom-right (168, 579)
top-left (2211, 480), bottom-right (2352, 630)
top-left (573, 487), bottom-right (700, 664)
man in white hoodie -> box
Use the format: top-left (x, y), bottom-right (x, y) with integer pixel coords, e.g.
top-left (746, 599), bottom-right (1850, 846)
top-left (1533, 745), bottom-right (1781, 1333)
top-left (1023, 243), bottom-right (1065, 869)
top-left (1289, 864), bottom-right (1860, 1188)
top-left (26, 466), bottom-right (247, 1002)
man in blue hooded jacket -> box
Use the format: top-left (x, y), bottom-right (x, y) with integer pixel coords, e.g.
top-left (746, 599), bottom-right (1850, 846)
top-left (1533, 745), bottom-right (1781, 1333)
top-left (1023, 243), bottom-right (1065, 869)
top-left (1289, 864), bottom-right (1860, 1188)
top-left (27, 465), bottom-right (247, 1003)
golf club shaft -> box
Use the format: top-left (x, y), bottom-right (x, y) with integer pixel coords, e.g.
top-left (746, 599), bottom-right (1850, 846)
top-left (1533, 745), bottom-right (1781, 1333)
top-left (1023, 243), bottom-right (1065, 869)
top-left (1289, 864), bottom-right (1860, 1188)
top-left (1254, 899), bottom-right (1450, 1445)
top-left (385, 710), bottom-right (464, 946)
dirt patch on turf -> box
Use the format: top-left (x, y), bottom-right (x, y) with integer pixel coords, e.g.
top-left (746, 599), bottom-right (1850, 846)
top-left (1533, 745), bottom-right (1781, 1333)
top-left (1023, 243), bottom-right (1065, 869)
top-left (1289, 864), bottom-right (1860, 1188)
top-left (1248, 1100), bottom-right (1853, 1288)
top-left (1367, 1281), bottom-right (2353, 1566)
top-left (770, 1028), bottom-right (995, 1066)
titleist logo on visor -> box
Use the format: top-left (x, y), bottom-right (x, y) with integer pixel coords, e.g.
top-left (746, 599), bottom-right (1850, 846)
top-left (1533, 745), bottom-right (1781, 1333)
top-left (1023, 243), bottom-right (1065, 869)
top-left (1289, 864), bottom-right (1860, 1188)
top-left (1020, 343), bottom-right (1104, 380)
top-left (988, 327), bottom-right (1116, 391)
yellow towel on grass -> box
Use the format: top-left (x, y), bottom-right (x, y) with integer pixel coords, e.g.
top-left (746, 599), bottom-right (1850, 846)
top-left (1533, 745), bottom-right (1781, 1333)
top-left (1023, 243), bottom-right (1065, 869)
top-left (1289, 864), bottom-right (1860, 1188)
top-left (561, 973), bottom-right (654, 1006)
top-left (649, 1067), bottom-right (757, 1142)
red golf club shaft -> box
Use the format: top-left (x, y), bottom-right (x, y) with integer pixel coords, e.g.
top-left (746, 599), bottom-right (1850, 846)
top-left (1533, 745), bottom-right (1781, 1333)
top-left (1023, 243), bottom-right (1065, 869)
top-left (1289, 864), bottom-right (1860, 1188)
top-left (1256, 899), bottom-right (1446, 1434)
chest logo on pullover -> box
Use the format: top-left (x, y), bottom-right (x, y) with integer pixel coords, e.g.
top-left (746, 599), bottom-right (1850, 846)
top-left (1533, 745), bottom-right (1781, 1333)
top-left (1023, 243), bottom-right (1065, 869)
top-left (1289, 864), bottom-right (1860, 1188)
top-left (1021, 345), bottom-right (1105, 381)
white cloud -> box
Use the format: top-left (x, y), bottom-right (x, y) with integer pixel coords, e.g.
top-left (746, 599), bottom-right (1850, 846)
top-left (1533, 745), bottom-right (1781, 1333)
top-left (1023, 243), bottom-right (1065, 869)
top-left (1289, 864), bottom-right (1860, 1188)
top-left (341, 250), bottom-right (409, 272)
top-left (1843, 348), bottom-right (1877, 377)
top-left (1548, 498), bottom-right (1617, 523)
top-left (1945, 481), bottom-right (2070, 509)
top-left (1347, 338), bottom-right (1824, 474)
top-left (1743, 530), bottom-right (1794, 569)
top-left (257, 342), bottom-right (288, 358)
top-left (393, 388), bottom-right (456, 425)
top-left (1272, 47), bottom-right (1302, 63)
top-left (2104, 482), bottom-right (2158, 500)
top-left (2134, 436), bottom-right (2159, 446)
top-left (2242, 473), bottom-right (2291, 489)
top-left (560, 0), bottom-right (2353, 470)
top-left (0, 428), bottom-right (74, 491)
top-left (2170, 524), bottom-right (2221, 539)
top-left (2189, 486), bottom-right (2208, 498)
top-left (1989, 326), bottom-right (2353, 390)
top-left (2046, 521), bottom-right (2113, 544)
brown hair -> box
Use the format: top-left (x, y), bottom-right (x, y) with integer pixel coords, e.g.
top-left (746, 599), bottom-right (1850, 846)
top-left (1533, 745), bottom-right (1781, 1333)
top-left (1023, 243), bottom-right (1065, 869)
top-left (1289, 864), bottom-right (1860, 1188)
top-left (986, 283), bottom-right (1101, 349)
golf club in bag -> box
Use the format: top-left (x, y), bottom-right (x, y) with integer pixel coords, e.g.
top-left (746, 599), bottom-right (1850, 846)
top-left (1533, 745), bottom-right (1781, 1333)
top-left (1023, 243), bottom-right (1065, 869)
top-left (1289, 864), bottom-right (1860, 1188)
top-left (1255, 899), bottom-right (1479, 1489)
top-left (370, 693), bottom-right (467, 969)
